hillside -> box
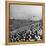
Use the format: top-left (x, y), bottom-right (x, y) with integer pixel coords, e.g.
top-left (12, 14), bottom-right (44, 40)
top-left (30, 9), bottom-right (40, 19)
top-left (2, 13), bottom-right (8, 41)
top-left (10, 19), bottom-right (42, 32)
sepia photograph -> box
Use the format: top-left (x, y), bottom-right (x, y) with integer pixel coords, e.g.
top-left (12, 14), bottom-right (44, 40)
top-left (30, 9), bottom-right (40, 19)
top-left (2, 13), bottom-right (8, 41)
top-left (6, 1), bottom-right (45, 45)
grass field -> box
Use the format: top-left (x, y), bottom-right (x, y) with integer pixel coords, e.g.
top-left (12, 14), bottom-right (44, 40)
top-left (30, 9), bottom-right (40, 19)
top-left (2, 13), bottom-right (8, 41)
top-left (10, 19), bottom-right (42, 31)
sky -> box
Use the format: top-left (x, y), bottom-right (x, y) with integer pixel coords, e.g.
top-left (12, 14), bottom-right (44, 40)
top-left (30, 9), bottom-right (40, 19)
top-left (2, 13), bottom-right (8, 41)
top-left (10, 4), bottom-right (42, 21)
